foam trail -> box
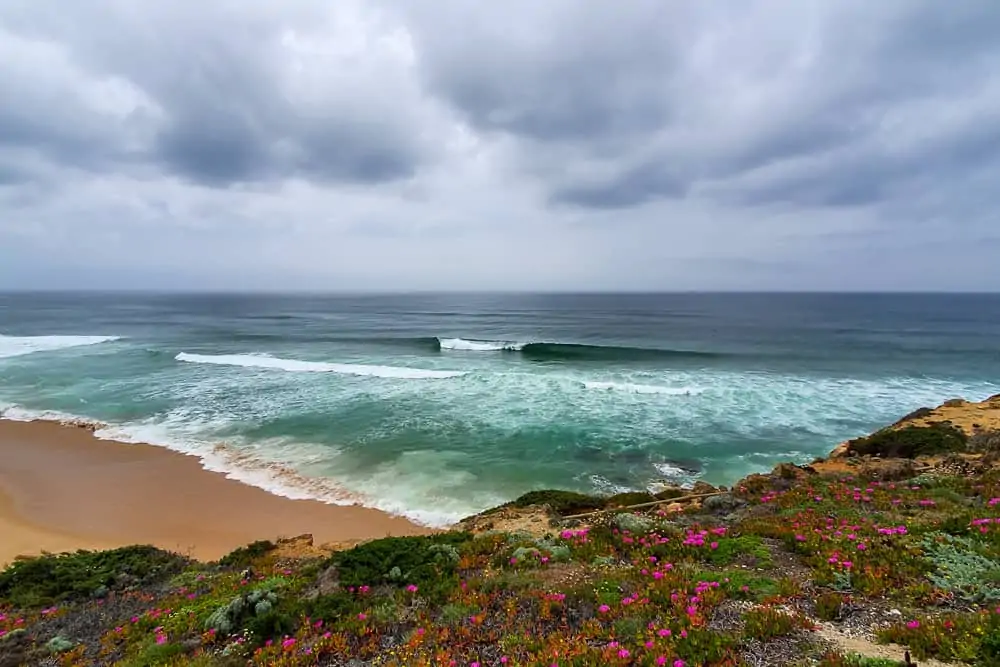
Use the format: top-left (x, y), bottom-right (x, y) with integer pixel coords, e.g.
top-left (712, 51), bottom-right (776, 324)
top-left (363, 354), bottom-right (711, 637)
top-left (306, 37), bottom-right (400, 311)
top-left (0, 335), bottom-right (120, 359)
top-left (438, 337), bottom-right (523, 352)
top-left (176, 352), bottom-right (465, 379)
top-left (583, 380), bottom-right (703, 395)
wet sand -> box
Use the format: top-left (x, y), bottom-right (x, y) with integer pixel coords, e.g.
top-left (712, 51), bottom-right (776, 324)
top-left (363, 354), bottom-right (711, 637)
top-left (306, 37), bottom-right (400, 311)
top-left (0, 419), bottom-right (430, 567)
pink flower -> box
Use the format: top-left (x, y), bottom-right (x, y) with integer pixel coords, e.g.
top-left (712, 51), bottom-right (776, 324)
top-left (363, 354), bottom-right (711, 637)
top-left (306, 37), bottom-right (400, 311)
top-left (155, 633), bottom-right (167, 645)
top-left (358, 613), bottom-right (367, 620)
top-left (907, 620), bottom-right (920, 629)
top-left (406, 584), bottom-right (419, 593)
top-left (658, 628), bottom-right (671, 637)
top-left (282, 638), bottom-right (296, 649)
top-left (674, 661), bottom-right (686, 667)
top-left (599, 604), bottom-right (611, 613)
top-left (656, 658), bottom-right (667, 666)
top-left (618, 649), bottom-right (630, 658)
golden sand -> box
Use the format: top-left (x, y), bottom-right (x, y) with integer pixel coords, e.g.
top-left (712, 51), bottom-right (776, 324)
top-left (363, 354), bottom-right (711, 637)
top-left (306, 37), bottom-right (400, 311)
top-left (0, 419), bottom-right (430, 567)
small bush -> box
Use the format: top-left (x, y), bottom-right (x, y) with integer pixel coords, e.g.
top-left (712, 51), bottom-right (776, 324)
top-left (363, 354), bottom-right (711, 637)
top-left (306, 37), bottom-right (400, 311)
top-left (922, 533), bottom-right (1000, 603)
top-left (0, 545), bottom-right (189, 607)
top-left (508, 490), bottom-right (606, 514)
top-left (742, 607), bottom-right (806, 640)
top-left (328, 532), bottom-right (472, 598)
top-left (815, 592), bottom-right (845, 621)
top-left (818, 653), bottom-right (901, 667)
top-left (605, 491), bottom-right (656, 507)
top-left (217, 540), bottom-right (276, 569)
top-left (846, 424), bottom-right (967, 459)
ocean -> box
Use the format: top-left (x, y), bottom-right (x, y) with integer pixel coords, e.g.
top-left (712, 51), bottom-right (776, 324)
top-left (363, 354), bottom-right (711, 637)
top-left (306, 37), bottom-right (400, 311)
top-left (1, 292), bottom-right (998, 526)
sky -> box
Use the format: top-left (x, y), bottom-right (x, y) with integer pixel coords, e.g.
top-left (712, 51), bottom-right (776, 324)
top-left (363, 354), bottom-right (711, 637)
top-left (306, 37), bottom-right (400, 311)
top-left (1, 1), bottom-right (999, 292)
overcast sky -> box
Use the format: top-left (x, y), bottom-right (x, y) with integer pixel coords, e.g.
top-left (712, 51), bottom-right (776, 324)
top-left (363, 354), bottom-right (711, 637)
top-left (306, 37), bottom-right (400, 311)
top-left (1, 1), bottom-right (998, 291)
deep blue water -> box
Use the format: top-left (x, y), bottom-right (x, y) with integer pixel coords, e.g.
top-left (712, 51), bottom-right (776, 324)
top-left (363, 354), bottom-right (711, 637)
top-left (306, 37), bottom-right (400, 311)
top-left (1, 292), bottom-right (998, 525)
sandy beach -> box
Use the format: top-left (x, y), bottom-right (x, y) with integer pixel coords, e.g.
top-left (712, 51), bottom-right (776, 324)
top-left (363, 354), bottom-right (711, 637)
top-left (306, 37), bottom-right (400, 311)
top-left (0, 419), bottom-right (430, 567)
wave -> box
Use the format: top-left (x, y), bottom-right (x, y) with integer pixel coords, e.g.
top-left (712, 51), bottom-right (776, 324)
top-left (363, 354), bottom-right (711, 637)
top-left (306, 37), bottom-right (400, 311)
top-left (518, 342), bottom-right (722, 363)
top-left (582, 381), bottom-right (704, 395)
top-left (438, 337), bottom-right (523, 352)
top-left (431, 337), bottom-right (721, 362)
top-left (175, 352), bottom-right (465, 379)
top-left (0, 334), bottom-right (121, 359)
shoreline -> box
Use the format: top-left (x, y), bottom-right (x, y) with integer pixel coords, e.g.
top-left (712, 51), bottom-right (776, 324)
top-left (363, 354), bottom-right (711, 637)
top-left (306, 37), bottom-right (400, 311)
top-left (0, 419), bottom-right (430, 567)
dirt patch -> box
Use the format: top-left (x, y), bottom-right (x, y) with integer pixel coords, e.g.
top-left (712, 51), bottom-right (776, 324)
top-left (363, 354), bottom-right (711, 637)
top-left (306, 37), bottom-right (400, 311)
top-left (459, 506), bottom-right (556, 539)
top-left (816, 624), bottom-right (959, 667)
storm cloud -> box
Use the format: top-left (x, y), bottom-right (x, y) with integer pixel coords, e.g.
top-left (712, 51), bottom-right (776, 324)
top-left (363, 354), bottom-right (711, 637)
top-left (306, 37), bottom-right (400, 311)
top-left (1, 1), bottom-right (998, 291)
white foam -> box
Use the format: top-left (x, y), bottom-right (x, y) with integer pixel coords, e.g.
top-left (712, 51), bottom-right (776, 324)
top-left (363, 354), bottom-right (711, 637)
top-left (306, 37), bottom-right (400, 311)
top-left (0, 334), bottom-right (120, 359)
top-left (583, 380), bottom-right (703, 395)
top-left (652, 462), bottom-right (697, 479)
top-left (176, 352), bottom-right (465, 379)
top-left (1, 405), bottom-right (107, 429)
top-left (438, 337), bottom-right (523, 352)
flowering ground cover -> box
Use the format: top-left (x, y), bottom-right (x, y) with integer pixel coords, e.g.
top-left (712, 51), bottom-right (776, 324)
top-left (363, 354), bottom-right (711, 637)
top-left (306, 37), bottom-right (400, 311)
top-left (4, 453), bottom-right (1000, 664)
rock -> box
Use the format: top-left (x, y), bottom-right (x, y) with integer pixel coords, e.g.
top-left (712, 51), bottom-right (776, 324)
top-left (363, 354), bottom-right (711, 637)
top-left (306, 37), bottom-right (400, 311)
top-left (860, 459), bottom-right (917, 482)
top-left (829, 441), bottom-right (851, 458)
top-left (887, 608), bottom-right (902, 616)
top-left (691, 481), bottom-right (718, 495)
top-left (305, 565), bottom-right (339, 600)
top-left (665, 502), bottom-right (685, 513)
top-left (772, 463), bottom-right (816, 480)
top-left (702, 493), bottom-right (742, 513)
top-left (613, 513), bottom-right (657, 533)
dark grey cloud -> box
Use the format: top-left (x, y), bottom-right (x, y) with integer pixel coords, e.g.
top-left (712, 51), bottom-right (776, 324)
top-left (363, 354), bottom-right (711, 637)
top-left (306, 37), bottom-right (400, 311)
top-left (396, 0), bottom-right (1000, 212)
top-left (0, 2), bottom-right (437, 187)
top-left (1, 1), bottom-right (999, 291)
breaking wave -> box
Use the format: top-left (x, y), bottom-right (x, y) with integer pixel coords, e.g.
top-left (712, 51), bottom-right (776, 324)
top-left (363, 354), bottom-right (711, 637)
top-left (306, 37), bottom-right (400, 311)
top-left (0, 334), bottom-right (121, 359)
top-left (434, 337), bottom-right (723, 362)
top-left (175, 353), bottom-right (465, 379)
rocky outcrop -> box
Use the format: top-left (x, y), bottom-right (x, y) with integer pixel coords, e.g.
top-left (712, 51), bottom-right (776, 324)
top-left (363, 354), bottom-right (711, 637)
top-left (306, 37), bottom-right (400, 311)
top-left (828, 394), bottom-right (1000, 461)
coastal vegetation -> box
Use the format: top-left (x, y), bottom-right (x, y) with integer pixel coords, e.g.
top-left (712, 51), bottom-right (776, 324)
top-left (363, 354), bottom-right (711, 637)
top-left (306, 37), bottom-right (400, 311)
top-left (3, 396), bottom-right (1000, 666)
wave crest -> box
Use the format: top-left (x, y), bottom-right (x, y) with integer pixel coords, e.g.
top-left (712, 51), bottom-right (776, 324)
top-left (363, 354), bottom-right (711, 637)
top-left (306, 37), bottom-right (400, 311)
top-left (175, 352), bottom-right (465, 379)
top-left (432, 337), bottom-right (722, 362)
top-left (438, 337), bottom-right (523, 352)
top-left (0, 334), bottom-right (121, 359)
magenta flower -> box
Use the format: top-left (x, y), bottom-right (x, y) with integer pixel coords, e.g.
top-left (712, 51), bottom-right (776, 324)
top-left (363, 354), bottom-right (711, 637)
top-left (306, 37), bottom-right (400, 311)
top-left (599, 604), bottom-right (611, 613)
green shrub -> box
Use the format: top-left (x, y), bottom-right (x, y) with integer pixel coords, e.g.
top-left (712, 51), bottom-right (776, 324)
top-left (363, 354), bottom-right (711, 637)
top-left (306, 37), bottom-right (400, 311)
top-left (921, 533), bottom-right (1000, 603)
top-left (217, 540), bottom-right (277, 569)
top-left (0, 545), bottom-right (189, 607)
top-left (508, 490), bottom-right (606, 514)
top-left (707, 535), bottom-right (773, 567)
top-left (742, 607), bottom-right (803, 640)
top-left (815, 592), bottom-right (845, 621)
top-left (846, 424), bottom-right (967, 459)
top-left (205, 588), bottom-right (280, 636)
top-left (818, 653), bottom-right (901, 667)
top-left (328, 532), bottom-right (472, 598)
top-left (605, 491), bottom-right (656, 507)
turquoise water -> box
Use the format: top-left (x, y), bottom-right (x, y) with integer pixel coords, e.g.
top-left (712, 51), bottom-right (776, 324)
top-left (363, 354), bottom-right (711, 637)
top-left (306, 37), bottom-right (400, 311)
top-left (1, 292), bottom-right (998, 525)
